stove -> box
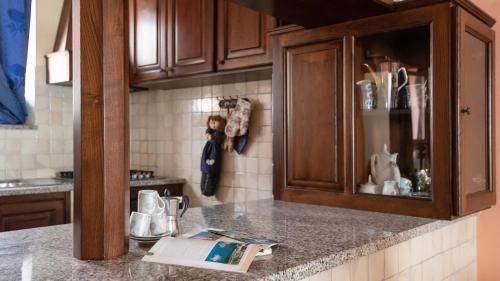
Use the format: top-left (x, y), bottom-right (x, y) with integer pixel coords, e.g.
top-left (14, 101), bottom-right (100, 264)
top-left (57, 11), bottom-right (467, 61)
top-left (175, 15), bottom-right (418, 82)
top-left (58, 170), bottom-right (155, 181)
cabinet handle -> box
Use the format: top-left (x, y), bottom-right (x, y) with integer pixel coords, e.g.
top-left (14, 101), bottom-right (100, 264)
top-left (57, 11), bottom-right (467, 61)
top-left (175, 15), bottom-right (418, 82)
top-left (460, 107), bottom-right (471, 115)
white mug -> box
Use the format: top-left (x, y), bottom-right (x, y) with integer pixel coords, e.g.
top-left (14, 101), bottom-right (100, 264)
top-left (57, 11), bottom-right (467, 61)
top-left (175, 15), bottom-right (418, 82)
top-left (382, 180), bottom-right (400, 196)
top-left (399, 177), bottom-right (413, 196)
top-left (150, 211), bottom-right (168, 236)
top-left (130, 212), bottom-right (151, 237)
top-left (138, 190), bottom-right (165, 215)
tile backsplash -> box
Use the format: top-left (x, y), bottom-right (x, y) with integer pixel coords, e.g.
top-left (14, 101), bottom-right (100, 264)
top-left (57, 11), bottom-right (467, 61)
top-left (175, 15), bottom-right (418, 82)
top-left (0, 67), bottom-right (73, 180)
top-left (130, 79), bottom-right (273, 207)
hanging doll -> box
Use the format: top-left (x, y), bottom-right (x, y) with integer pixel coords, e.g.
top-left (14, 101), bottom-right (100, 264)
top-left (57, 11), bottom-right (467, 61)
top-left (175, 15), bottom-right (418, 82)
top-left (224, 98), bottom-right (252, 153)
top-left (200, 115), bottom-right (226, 196)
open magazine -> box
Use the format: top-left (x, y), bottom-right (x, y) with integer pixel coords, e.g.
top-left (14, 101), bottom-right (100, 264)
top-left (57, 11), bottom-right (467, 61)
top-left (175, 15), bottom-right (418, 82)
top-left (142, 229), bottom-right (280, 273)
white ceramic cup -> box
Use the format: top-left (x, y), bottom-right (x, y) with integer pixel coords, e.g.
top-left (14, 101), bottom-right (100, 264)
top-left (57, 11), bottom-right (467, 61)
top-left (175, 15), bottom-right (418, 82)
top-left (399, 177), bottom-right (413, 196)
top-left (150, 211), bottom-right (168, 236)
top-left (130, 212), bottom-right (151, 237)
top-left (382, 180), bottom-right (400, 196)
top-left (138, 190), bottom-right (165, 215)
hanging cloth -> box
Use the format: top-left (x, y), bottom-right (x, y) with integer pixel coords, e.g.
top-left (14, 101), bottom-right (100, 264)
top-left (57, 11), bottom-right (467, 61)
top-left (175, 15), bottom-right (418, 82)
top-left (224, 98), bottom-right (251, 152)
top-left (0, 0), bottom-right (31, 124)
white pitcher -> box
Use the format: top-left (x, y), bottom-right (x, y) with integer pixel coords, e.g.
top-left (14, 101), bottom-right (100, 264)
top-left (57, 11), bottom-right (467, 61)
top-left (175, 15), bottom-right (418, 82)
top-left (370, 144), bottom-right (401, 187)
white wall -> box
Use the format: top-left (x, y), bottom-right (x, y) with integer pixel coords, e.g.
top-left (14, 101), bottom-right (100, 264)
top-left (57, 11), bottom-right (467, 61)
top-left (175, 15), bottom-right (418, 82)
top-left (0, 0), bottom-right (72, 180)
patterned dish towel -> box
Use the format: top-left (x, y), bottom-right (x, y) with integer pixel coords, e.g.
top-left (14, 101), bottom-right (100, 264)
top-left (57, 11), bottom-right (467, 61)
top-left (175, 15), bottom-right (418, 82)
top-left (224, 98), bottom-right (252, 152)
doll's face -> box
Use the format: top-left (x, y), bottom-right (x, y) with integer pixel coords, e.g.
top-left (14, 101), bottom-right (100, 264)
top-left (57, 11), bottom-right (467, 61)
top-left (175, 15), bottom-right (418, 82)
top-left (209, 119), bottom-right (221, 130)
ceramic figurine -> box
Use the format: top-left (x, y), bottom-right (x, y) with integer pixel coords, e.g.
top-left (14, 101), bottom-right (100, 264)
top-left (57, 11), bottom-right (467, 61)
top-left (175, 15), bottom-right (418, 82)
top-left (370, 144), bottom-right (401, 187)
top-left (382, 180), bottom-right (400, 196)
top-left (359, 175), bottom-right (382, 194)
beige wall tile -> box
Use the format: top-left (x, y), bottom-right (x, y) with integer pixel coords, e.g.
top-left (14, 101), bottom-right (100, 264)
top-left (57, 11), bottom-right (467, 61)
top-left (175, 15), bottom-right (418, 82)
top-left (409, 264), bottom-right (422, 281)
top-left (309, 269), bottom-right (332, 281)
top-left (410, 236), bottom-right (425, 266)
top-left (369, 250), bottom-right (384, 281)
top-left (398, 240), bottom-right (411, 272)
top-left (385, 245), bottom-right (399, 278)
top-left (352, 255), bottom-right (368, 281)
top-left (332, 262), bottom-right (351, 281)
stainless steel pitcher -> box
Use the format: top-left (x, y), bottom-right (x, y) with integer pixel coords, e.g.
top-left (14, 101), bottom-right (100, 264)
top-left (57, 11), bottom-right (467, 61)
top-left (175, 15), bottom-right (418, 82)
top-left (162, 191), bottom-right (189, 237)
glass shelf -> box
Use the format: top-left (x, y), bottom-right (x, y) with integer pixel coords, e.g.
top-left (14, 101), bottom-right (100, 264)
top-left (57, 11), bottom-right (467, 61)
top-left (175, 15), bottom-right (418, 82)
top-left (354, 26), bottom-right (432, 200)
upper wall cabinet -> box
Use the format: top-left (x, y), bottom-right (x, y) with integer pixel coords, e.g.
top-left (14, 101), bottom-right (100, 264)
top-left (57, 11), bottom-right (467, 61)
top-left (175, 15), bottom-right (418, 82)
top-left (129, 0), bottom-right (168, 82)
top-left (216, 0), bottom-right (275, 71)
top-left (272, 2), bottom-right (496, 219)
top-left (130, 0), bottom-right (214, 83)
top-left (167, 0), bottom-right (214, 77)
top-left (129, 0), bottom-right (275, 85)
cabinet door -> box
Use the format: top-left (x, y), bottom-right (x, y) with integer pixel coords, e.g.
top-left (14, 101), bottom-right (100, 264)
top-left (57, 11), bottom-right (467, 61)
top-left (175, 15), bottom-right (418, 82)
top-left (167, 0), bottom-right (214, 76)
top-left (0, 193), bottom-right (70, 232)
top-left (216, 0), bottom-right (275, 70)
top-left (284, 41), bottom-right (344, 191)
top-left (129, 0), bottom-right (168, 82)
top-left (456, 8), bottom-right (496, 215)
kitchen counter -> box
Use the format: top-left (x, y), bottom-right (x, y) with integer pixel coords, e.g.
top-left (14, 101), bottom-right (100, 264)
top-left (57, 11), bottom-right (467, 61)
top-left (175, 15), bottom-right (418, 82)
top-left (0, 199), bottom-right (457, 281)
top-left (0, 177), bottom-right (186, 197)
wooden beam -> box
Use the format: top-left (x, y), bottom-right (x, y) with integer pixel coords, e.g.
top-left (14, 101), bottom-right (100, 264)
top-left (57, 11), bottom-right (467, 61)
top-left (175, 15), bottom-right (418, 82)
top-left (72, 0), bottom-right (130, 260)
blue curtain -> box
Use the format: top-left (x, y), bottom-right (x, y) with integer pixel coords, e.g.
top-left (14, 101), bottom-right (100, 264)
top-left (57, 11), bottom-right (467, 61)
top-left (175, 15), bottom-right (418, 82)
top-left (0, 0), bottom-right (31, 124)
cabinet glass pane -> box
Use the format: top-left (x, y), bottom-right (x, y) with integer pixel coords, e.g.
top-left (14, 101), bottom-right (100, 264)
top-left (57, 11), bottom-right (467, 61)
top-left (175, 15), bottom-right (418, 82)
top-left (354, 26), bottom-right (432, 200)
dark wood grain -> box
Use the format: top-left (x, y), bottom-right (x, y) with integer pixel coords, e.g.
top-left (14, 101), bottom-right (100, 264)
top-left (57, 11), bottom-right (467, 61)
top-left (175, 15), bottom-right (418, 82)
top-left (73, 0), bottom-right (130, 260)
top-left (167, 0), bottom-right (214, 76)
top-left (216, 0), bottom-right (275, 71)
top-left (273, 3), bottom-right (457, 219)
top-left (230, 0), bottom-right (394, 28)
top-left (285, 41), bottom-right (344, 191)
top-left (455, 6), bottom-right (496, 216)
top-left (0, 192), bottom-right (70, 232)
top-left (129, 0), bottom-right (168, 82)
top-left (229, 0), bottom-right (494, 28)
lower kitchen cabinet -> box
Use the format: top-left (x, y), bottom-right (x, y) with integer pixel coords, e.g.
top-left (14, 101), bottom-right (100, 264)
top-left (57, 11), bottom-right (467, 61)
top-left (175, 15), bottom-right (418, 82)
top-left (0, 192), bottom-right (70, 232)
top-left (272, 2), bottom-right (496, 219)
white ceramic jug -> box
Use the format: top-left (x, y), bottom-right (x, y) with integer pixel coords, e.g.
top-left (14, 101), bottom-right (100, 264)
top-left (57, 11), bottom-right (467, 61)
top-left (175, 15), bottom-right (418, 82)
top-left (370, 144), bottom-right (401, 187)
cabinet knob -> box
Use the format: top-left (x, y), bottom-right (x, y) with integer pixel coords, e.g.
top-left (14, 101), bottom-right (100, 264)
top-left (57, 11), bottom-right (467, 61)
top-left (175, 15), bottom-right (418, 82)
top-left (460, 107), bottom-right (471, 115)
top-left (166, 67), bottom-right (175, 72)
top-left (217, 60), bottom-right (225, 65)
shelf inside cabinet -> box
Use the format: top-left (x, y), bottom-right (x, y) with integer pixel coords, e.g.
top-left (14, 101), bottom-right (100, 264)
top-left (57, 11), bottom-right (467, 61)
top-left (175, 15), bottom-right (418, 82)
top-left (354, 25), bottom-right (432, 200)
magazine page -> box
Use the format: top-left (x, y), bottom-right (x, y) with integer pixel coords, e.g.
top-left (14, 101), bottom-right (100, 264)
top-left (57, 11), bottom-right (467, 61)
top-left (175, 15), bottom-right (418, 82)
top-left (185, 229), bottom-right (279, 246)
top-left (184, 229), bottom-right (279, 256)
top-left (142, 237), bottom-right (264, 273)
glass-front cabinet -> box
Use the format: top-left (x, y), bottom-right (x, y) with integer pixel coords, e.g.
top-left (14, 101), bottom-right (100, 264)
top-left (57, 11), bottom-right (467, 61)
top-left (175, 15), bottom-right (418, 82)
top-left (272, 1), bottom-right (496, 219)
top-left (354, 26), bottom-right (432, 200)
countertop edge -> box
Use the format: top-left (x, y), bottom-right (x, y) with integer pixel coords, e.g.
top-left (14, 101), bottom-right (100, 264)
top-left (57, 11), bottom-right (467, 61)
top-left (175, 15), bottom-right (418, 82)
top-left (257, 217), bottom-right (464, 281)
top-left (0, 177), bottom-right (186, 197)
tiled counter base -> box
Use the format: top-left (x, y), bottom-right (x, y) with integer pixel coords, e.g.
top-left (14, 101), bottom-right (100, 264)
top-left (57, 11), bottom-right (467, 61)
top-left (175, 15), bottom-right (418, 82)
top-left (301, 215), bottom-right (477, 281)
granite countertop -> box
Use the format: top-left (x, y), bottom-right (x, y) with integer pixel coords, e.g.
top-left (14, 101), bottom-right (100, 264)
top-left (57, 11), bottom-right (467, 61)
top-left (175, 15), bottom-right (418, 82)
top-left (0, 199), bottom-right (454, 281)
top-left (0, 177), bottom-right (186, 197)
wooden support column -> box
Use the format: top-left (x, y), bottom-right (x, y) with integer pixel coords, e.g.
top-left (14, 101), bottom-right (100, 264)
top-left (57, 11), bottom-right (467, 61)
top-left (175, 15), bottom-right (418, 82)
top-left (72, 0), bottom-right (130, 260)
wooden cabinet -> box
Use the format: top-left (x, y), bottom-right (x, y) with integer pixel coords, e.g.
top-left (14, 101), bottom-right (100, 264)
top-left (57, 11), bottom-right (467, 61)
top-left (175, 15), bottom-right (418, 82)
top-left (216, 0), bottom-right (274, 70)
top-left (129, 0), bottom-right (168, 82)
top-left (456, 7), bottom-right (496, 215)
top-left (282, 41), bottom-right (344, 192)
top-left (130, 0), bottom-right (214, 82)
top-left (0, 192), bottom-right (71, 232)
top-left (167, 0), bottom-right (214, 76)
top-left (129, 0), bottom-right (274, 84)
top-left (273, 2), bottom-right (496, 219)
